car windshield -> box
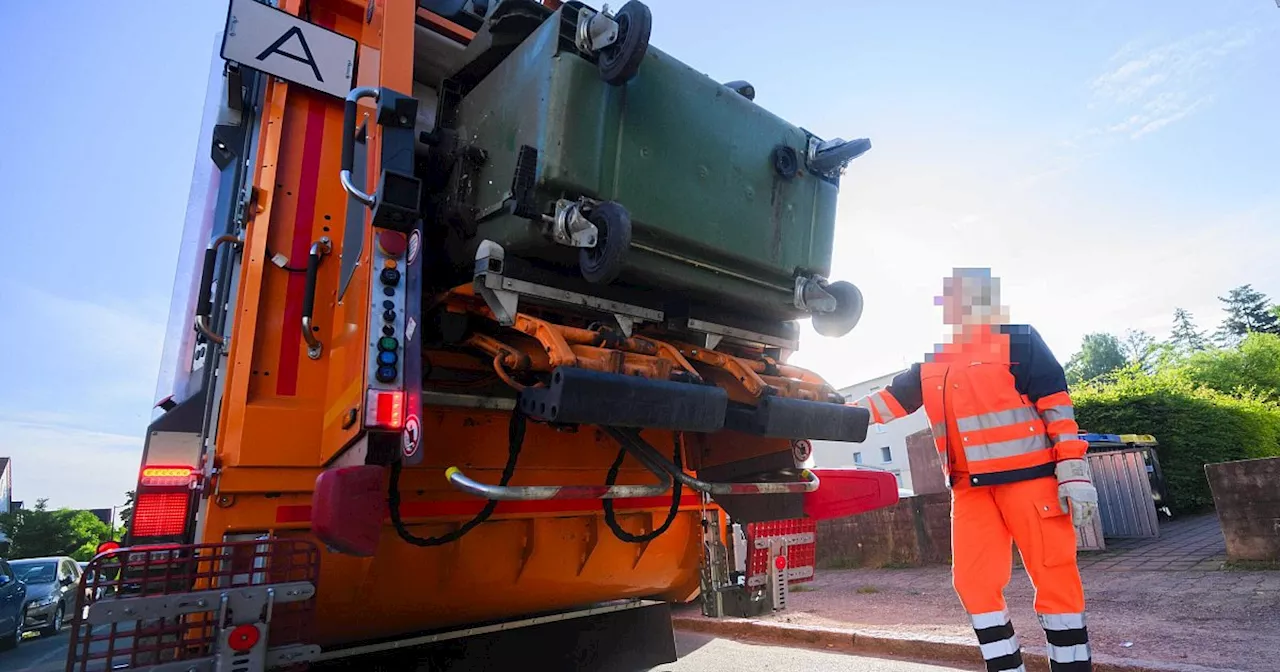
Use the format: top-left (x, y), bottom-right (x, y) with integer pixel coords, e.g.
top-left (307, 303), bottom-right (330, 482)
top-left (11, 561), bottom-right (57, 584)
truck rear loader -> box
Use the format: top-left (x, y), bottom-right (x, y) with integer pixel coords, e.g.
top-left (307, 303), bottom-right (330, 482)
top-left (68, 1), bottom-right (898, 670)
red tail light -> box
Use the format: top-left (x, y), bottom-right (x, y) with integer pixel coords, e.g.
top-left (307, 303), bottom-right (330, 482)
top-left (366, 389), bottom-right (405, 429)
top-left (131, 492), bottom-right (191, 537)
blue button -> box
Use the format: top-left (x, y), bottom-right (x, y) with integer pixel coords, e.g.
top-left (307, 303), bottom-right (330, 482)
top-left (377, 350), bottom-right (398, 366)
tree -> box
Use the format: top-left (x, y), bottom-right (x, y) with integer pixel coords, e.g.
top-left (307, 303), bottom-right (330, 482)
top-left (0, 499), bottom-right (112, 561)
top-left (1065, 333), bottom-right (1128, 385)
top-left (1215, 284), bottom-right (1280, 346)
top-left (1168, 308), bottom-right (1209, 356)
top-left (1122, 329), bottom-right (1157, 370)
top-left (118, 490), bottom-right (135, 538)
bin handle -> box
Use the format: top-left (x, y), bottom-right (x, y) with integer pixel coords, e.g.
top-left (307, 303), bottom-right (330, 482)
top-left (301, 237), bottom-right (332, 360)
top-left (340, 87), bottom-right (380, 208)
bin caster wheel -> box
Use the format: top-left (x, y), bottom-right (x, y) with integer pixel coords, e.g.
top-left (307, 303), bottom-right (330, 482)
top-left (598, 1), bottom-right (652, 86)
top-left (811, 281), bottom-right (864, 337)
top-left (580, 201), bottom-right (631, 284)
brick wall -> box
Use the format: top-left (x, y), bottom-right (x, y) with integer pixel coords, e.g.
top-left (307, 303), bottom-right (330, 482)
top-left (1206, 456), bottom-right (1280, 562)
top-left (816, 492), bottom-right (952, 569)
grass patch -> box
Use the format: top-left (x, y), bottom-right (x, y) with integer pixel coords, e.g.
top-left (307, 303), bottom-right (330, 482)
top-left (790, 584), bottom-right (818, 593)
top-left (856, 586), bottom-right (880, 594)
top-left (1223, 559), bottom-right (1280, 571)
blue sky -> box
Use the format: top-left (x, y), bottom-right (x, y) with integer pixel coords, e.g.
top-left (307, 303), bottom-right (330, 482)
top-left (0, 1), bottom-right (1277, 510)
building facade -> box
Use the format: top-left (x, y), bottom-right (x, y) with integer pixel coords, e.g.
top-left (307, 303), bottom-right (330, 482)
top-left (0, 458), bottom-right (11, 544)
top-left (810, 371), bottom-right (928, 493)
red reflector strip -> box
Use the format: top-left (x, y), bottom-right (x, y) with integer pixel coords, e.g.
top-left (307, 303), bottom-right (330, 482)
top-left (131, 492), bottom-right (190, 537)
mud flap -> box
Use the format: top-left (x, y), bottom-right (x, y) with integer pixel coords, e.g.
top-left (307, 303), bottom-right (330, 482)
top-left (313, 465), bottom-right (387, 557)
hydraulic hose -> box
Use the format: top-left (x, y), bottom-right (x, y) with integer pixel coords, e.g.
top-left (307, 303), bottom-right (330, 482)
top-left (388, 408), bottom-right (526, 547)
top-left (602, 432), bottom-right (684, 544)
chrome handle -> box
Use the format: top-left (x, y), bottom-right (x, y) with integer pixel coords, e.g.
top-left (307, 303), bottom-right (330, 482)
top-left (339, 86), bottom-right (380, 207)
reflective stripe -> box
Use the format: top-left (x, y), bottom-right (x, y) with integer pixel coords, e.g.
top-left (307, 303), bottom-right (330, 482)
top-left (852, 398), bottom-right (878, 422)
top-left (971, 610), bottom-right (1011, 630)
top-left (1052, 433), bottom-right (1079, 444)
top-left (869, 394), bottom-right (894, 422)
top-left (1039, 613), bottom-right (1086, 631)
top-left (956, 406), bottom-right (1039, 433)
top-left (964, 434), bottom-right (1049, 462)
top-left (1047, 643), bottom-right (1091, 663)
top-left (1041, 405), bottom-right (1075, 423)
top-left (980, 635), bottom-right (1021, 660)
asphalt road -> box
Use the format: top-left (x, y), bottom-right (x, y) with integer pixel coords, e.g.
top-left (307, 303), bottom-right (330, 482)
top-left (4, 628), bottom-right (70, 672)
top-left (3, 628), bottom-right (974, 672)
top-left (654, 632), bottom-right (975, 672)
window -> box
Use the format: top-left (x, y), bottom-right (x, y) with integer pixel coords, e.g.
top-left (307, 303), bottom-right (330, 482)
top-left (881, 446), bottom-right (893, 463)
top-left (891, 471), bottom-right (903, 486)
top-left (874, 424), bottom-right (887, 434)
top-left (853, 452), bottom-right (863, 464)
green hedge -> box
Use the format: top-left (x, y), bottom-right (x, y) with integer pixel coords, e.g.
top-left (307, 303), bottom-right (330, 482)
top-left (1072, 369), bottom-right (1280, 514)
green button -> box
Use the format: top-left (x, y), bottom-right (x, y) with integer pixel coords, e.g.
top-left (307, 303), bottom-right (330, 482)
top-left (378, 336), bottom-right (398, 352)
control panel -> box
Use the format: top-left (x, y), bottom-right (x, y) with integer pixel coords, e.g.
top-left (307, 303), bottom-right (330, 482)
top-left (365, 229), bottom-right (408, 430)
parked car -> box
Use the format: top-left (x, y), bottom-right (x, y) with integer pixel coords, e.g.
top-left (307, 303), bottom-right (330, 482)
top-left (10, 556), bottom-right (82, 637)
top-left (0, 559), bottom-right (27, 650)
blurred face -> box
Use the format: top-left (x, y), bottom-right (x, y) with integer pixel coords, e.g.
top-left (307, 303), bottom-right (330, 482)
top-left (936, 270), bottom-right (1003, 326)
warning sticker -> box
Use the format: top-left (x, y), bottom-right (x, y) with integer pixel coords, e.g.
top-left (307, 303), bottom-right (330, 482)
top-left (403, 415), bottom-right (421, 457)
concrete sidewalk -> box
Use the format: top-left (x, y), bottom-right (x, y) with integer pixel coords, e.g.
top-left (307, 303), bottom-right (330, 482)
top-left (675, 564), bottom-right (1280, 672)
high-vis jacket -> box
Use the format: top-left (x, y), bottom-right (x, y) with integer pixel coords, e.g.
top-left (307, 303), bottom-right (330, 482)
top-left (852, 324), bottom-right (1087, 487)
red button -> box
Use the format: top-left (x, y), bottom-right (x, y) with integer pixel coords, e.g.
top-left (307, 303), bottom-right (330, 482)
top-left (775, 555), bottom-right (787, 570)
top-left (377, 231), bottom-right (407, 258)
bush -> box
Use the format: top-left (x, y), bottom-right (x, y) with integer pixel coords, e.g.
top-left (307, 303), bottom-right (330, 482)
top-left (1072, 369), bottom-right (1280, 514)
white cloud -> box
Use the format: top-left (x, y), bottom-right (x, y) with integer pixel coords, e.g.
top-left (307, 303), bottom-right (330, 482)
top-left (0, 412), bottom-right (141, 511)
top-left (1090, 27), bottom-right (1257, 139)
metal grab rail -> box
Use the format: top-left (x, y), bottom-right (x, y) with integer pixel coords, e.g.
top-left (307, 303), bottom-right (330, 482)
top-left (193, 234), bottom-right (243, 345)
top-left (604, 427), bottom-right (820, 495)
top-left (444, 465), bottom-right (672, 501)
top-left (301, 238), bottom-right (332, 359)
top-left (339, 86), bottom-right (379, 207)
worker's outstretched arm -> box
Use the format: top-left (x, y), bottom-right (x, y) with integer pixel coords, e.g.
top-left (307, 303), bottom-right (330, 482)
top-left (848, 363), bottom-right (922, 424)
top-left (1006, 326), bottom-right (1088, 461)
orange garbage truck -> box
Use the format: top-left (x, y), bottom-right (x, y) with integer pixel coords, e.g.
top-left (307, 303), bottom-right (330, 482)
top-left (69, 1), bottom-right (899, 670)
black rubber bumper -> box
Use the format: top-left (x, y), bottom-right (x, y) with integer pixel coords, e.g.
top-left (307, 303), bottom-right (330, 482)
top-left (724, 395), bottom-right (870, 442)
top-left (518, 367), bottom-right (727, 431)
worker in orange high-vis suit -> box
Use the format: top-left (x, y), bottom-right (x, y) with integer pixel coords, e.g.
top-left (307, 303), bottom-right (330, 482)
top-left (849, 268), bottom-right (1098, 672)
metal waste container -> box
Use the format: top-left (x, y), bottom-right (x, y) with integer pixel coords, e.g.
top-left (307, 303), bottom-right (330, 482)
top-left (1081, 434), bottom-right (1162, 539)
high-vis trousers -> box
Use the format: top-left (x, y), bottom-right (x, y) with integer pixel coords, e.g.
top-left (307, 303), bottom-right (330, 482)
top-left (952, 475), bottom-right (1091, 672)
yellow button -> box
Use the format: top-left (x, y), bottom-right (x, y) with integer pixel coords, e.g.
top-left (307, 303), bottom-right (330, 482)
top-left (384, 259), bottom-right (397, 270)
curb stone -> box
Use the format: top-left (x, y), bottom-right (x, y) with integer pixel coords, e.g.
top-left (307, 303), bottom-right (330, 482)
top-left (671, 615), bottom-right (1240, 672)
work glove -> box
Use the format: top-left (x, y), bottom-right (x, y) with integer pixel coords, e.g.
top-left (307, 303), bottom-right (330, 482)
top-left (1055, 458), bottom-right (1098, 527)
